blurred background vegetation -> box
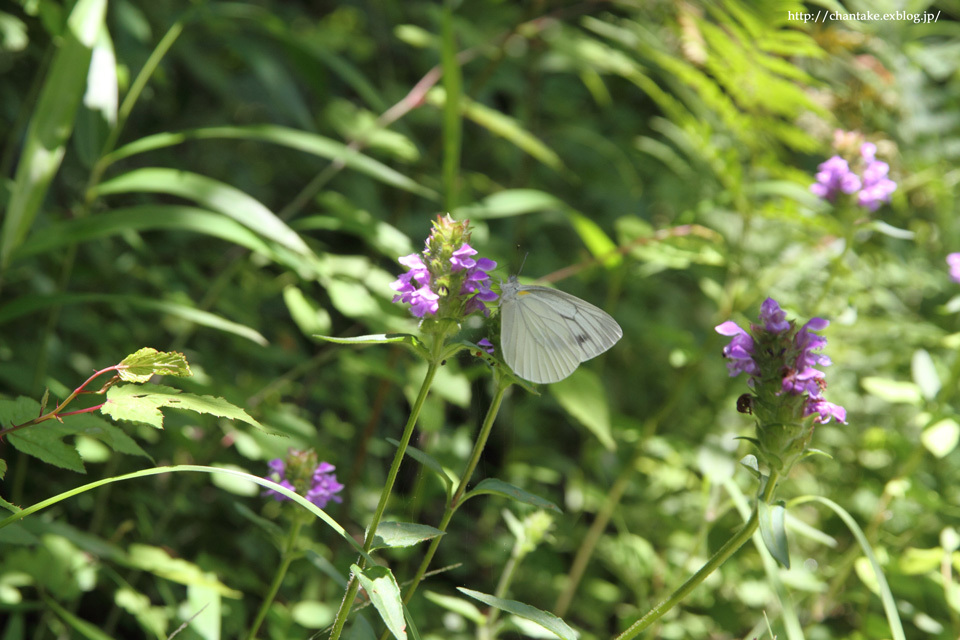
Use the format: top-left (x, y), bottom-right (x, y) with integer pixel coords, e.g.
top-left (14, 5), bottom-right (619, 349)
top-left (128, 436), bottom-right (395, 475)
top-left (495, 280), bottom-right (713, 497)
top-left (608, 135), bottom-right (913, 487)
top-left (1, 0), bottom-right (959, 638)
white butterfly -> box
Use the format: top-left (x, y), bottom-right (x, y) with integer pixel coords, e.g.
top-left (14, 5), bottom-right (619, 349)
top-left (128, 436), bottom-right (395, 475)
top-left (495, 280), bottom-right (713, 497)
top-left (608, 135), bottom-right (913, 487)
top-left (499, 276), bottom-right (622, 384)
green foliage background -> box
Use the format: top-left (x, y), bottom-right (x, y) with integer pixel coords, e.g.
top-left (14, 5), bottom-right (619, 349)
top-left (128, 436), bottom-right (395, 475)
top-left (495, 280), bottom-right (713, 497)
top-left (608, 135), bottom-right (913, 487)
top-left (1, 0), bottom-right (959, 638)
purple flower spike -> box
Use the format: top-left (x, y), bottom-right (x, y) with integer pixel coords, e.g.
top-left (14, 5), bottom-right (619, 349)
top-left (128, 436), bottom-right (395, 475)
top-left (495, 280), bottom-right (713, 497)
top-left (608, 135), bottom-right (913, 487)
top-left (478, 338), bottom-right (495, 354)
top-left (715, 321), bottom-right (758, 377)
top-left (810, 156), bottom-right (861, 201)
top-left (948, 253), bottom-right (960, 283)
top-left (759, 298), bottom-right (790, 333)
top-left (263, 453), bottom-right (344, 508)
top-left (450, 244), bottom-right (478, 271)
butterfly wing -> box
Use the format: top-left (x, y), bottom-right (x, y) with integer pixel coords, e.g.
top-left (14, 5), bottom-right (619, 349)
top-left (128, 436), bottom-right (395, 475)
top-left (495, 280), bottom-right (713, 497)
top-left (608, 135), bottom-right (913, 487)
top-left (501, 283), bottom-right (622, 384)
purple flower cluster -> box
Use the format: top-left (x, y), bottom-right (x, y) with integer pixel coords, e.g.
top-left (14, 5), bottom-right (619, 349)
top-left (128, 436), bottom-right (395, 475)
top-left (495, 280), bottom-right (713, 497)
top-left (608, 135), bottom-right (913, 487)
top-left (264, 456), bottom-right (344, 509)
top-left (716, 298), bottom-right (846, 424)
top-left (390, 253), bottom-right (439, 317)
top-left (857, 143), bottom-right (897, 211)
top-left (810, 142), bottom-right (896, 211)
top-left (390, 216), bottom-right (498, 320)
top-left (947, 253), bottom-right (960, 283)
top-left (450, 244), bottom-right (499, 316)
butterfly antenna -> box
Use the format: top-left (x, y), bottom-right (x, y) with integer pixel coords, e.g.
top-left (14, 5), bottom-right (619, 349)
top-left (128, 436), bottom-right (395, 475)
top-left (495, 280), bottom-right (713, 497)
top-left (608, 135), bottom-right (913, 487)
top-left (517, 251), bottom-right (529, 276)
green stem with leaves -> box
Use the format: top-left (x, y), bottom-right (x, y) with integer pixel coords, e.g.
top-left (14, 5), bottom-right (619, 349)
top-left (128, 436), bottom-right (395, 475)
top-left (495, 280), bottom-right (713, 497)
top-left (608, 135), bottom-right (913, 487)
top-left (613, 471), bottom-right (780, 640)
top-left (402, 376), bottom-right (511, 605)
top-left (247, 518), bottom-right (303, 640)
top-left (327, 347), bottom-right (444, 640)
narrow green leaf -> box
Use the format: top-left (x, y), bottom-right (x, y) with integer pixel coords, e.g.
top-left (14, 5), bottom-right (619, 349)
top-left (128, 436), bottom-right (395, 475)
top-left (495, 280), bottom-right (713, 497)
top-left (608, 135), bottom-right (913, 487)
top-left (550, 369), bottom-right (616, 451)
top-left (452, 189), bottom-right (563, 220)
top-left (385, 437), bottom-right (455, 494)
top-left (117, 348), bottom-right (192, 383)
top-left (0, 0), bottom-right (107, 269)
top-left (423, 591), bottom-right (485, 624)
top-left (125, 544), bottom-right (241, 597)
top-left (102, 125), bottom-right (438, 200)
top-left (93, 168), bottom-right (315, 257)
top-left (10, 205), bottom-right (311, 274)
top-left (426, 88), bottom-right (564, 172)
top-left (0, 293), bottom-right (268, 345)
top-left (74, 25), bottom-right (118, 168)
top-left (567, 210), bottom-right (622, 268)
top-left (283, 285), bottom-right (332, 336)
top-left (793, 496), bottom-right (906, 640)
top-left (352, 564), bottom-right (407, 640)
top-left (101, 384), bottom-right (263, 430)
top-left (370, 522), bottom-right (444, 551)
top-left (758, 501), bottom-right (790, 568)
top-left (463, 478), bottom-right (561, 514)
top-left (43, 594), bottom-right (117, 640)
top-left (457, 588), bottom-right (579, 640)
top-left (317, 333), bottom-right (429, 359)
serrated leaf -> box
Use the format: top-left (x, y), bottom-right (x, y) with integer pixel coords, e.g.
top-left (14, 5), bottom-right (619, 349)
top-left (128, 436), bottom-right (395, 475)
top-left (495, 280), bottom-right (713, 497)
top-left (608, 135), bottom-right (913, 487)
top-left (457, 588), bottom-right (579, 640)
top-left (370, 522), bottom-right (444, 551)
top-left (101, 384), bottom-right (262, 430)
top-left (463, 478), bottom-right (561, 514)
top-left (2, 397), bottom-right (84, 472)
top-left (117, 348), bottom-right (192, 383)
top-left (759, 501), bottom-right (790, 568)
top-left (58, 412), bottom-right (150, 459)
top-left (352, 565), bottom-right (406, 640)
top-left (385, 438), bottom-right (454, 494)
top-left (423, 591), bottom-right (485, 624)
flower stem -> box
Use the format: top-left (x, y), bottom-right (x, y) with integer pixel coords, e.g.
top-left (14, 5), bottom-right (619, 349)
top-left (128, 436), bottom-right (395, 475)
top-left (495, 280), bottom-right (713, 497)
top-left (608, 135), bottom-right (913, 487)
top-left (246, 518), bottom-right (303, 640)
top-left (327, 358), bottom-right (441, 640)
top-left (402, 378), bottom-right (509, 605)
top-left (613, 472), bottom-right (780, 640)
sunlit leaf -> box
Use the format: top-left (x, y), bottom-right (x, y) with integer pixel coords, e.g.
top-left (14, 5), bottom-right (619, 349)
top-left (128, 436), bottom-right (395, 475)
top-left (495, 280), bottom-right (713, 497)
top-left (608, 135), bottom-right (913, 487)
top-left (462, 478), bottom-right (561, 514)
top-left (352, 565), bottom-right (406, 640)
top-left (457, 588), bottom-right (579, 640)
top-left (117, 348), bottom-right (191, 383)
top-left (101, 384), bottom-right (263, 430)
top-left (369, 522), bottom-right (444, 551)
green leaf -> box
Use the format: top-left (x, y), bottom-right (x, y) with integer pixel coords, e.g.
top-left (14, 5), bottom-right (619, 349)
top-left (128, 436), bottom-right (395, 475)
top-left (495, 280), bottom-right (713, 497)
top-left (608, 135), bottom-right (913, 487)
top-left (101, 384), bottom-right (263, 430)
top-left (10, 205), bottom-right (309, 274)
top-left (102, 125), bottom-right (438, 200)
top-left (125, 544), bottom-right (241, 597)
top-left (921, 419), bottom-right (960, 459)
top-left (0, 293), bottom-right (268, 345)
top-left (43, 593), bottom-right (116, 640)
top-left (317, 333), bottom-right (429, 360)
top-left (186, 583), bottom-right (222, 640)
top-left (352, 564), bottom-right (406, 640)
top-left (427, 88), bottom-right (564, 172)
top-left (93, 168), bottom-right (315, 257)
top-left (567, 210), bottom-right (622, 268)
top-left (457, 588), bottom-right (579, 640)
top-left (370, 522), bottom-right (444, 551)
top-left (550, 369), bottom-right (616, 451)
top-left (911, 349), bottom-right (941, 400)
top-left (345, 614), bottom-right (378, 640)
top-left (385, 437), bottom-right (455, 495)
top-left (794, 496), bottom-right (906, 640)
top-left (0, 0), bottom-right (107, 269)
top-left (452, 189), bottom-right (564, 220)
top-left (117, 348), bottom-right (192, 383)
top-left (462, 478), bottom-right (561, 514)
top-left (1, 397), bottom-right (84, 472)
top-left (759, 501), bottom-right (790, 568)
top-left (861, 377), bottom-right (923, 405)
top-left (423, 591), bottom-right (485, 624)
top-left (283, 285), bottom-right (332, 336)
